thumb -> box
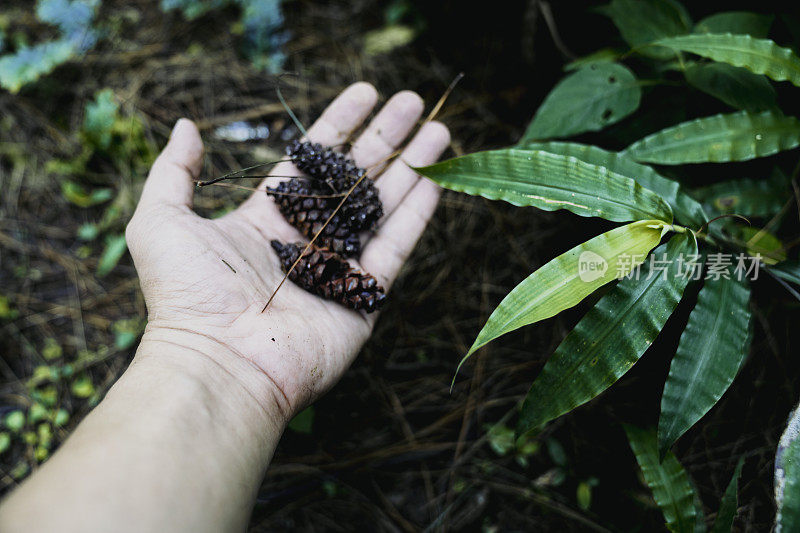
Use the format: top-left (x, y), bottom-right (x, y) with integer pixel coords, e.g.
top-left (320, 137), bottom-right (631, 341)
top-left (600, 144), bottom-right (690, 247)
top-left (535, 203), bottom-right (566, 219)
top-left (138, 118), bottom-right (204, 210)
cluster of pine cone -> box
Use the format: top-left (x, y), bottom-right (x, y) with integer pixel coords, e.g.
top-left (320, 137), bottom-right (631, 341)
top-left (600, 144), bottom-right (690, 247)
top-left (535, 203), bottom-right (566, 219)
top-left (268, 140), bottom-right (386, 313)
top-left (268, 140), bottom-right (383, 256)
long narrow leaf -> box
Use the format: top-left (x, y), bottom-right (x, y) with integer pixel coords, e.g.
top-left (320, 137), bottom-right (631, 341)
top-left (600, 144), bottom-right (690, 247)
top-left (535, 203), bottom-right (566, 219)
top-left (695, 12), bottom-right (773, 38)
top-left (415, 149), bottom-right (673, 223)
top-left (464, 220), bottom-right (670, 369)
top-left (521, 63), bottom-right (641, 141)
top-left (522, 141), bottom-right (707, 228)
top-left (658, 276), bottom-right (751, 455)
top-left (653, 33), bottom-right (800, 87)
top-left (517, 232), bottom-right (696, 436)
top-left (626, 425), bottom-right (700, 533)
top-left (712, 457), bottom-right (745, 533)
top-left (623, 111), bottom-right (800, 164)
top-left (771, 260), bottom-right (800, 285)
top-left (684, 63), bottom-right (777, 112)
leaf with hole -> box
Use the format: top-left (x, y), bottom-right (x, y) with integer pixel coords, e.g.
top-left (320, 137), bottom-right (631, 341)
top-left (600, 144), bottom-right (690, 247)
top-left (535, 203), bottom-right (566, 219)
top-left (653, 33), bottom-right (800, 87)
top-left (522, 141), bottom-right (707, 228)
top-left (599, 0), bottom-right (691, 59)
top-left (685, 63), bottom-right (777, 112)
top-left (415, 149), bottom-right (672, 223)
top-left (626, 425), bottom-right (700, 533)
top-left (624, 111), bottom-right (800, 164)
top-left (658, 276), bottom-right (751, 456)
top-left (517, 232), bottom-right (696, 436)
top-left (695, 11), bottom-right (772, 38)
top-left (520, 63), bottom-right (641, 142)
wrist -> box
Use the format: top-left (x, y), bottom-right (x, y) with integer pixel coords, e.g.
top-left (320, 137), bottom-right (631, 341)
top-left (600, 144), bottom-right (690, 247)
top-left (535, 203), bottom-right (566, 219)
top-left (133, 326), bottom-right (291, 428)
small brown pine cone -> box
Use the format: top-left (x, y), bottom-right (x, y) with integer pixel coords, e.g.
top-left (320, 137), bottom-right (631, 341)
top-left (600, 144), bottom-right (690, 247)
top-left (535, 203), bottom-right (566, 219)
top-left (270, 240), bottom-right (386, 313)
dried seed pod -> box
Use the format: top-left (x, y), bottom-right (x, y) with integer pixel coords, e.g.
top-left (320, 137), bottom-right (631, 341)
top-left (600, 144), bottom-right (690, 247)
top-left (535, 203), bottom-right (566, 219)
top-left (268, 140), bottom-right (384, 257)
top-left (271, 240), bottom-right (386, 313)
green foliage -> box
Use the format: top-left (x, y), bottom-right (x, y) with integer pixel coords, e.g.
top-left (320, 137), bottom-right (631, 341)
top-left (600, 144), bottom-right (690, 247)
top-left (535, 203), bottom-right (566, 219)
top-left (684, 63), bottom-right (777, 112)
top-left (0, 0), bottom-right (100, 93)
top-left (428, 1), bottom-right (799, 526)
top-left (777, 437), bottom-right (800, 532)
top-left (97, 234), bottom-right (128, 277)
top-left (626, 425), bottom-right (700, 532)
top-left (712, 457), bottom-right (744, 533)
top-left (599, 0), bottom-right (691, 59)
top-left (521, 63), bottom-right (641, 141)
top-left (691, 171), bottom-right (789, 217)
top-left (287, 406), bottom-right (315, 434)
top-left (463, 220), bottom-right (668, 371)
top-left (416, 149), bottom-right (673, 223)
top-left (623, 111), bottom-right (800, 164)
top-left (658, 276), bottom-right (751, 455)
top-left (518, 233), bottom-right (696, 437)
top-left (161, 0), bottom-right (288, 73)
top-left (654, 34), bottom-right (800, 87)
top-left (521, 141), bottom-right (707, 228)
top-left (694, 12), bottom-right (772, 38)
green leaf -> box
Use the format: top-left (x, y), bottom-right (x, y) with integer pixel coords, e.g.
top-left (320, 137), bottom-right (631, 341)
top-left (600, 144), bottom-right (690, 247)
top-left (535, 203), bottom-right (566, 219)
top-left (695, 12), bottom-right (773, 39)
top-left (517, 232), bottom-right (695, 436)
top-left (287, 405), bottom-right (314, 434)
top-left (97, 234), bottom-right (128, 277)
top-left (0, 432), bottom-right (10, 455)
top-left (0, 38), bottom-right (77, 93)
top-left (684, 63), bottom-right (777, 112)
top-left (740, 226), bottom-right (786, 265)
top-left (521, 63), bottom-right (641, 141)
top-left (465, 221), bottom-right (670, 370)
top-left (712, 457), bottom-right (744, 533)
top-left (771, 260), bottom-right (800, 285)
top-left (691, 172), bottom-right (788, 217)
top-left (71, 374), bottom-right (95, 399)
top-left (599, 0), bottom-right (691, 59)
top-left (60, 181), bottom-right (114, 208)
top-left (653, 34), bottom-right (800, 87)
top-left (658, 276), bottom-right (751, 456)
top-left (522, 141), bottom-right (707, 228)
top-left (624, 111), bottom-right (800, 164)
top-left (777, 436), bottom-right (800, 532)
top-left (415, 149), bottom-right (673, 223)
top-left (84, 88), bottom-right (120, 150)
top-left (626, 425), bottom-right (699, 533)
top-left (564, 48), bottom-right (624, 71)
top-left (4, 411), bottom-right (25, 432)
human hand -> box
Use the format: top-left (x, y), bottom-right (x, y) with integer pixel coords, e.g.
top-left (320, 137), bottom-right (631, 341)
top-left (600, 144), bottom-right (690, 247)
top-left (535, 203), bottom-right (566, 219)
top-left (126, 83), bottom-right (450, 422)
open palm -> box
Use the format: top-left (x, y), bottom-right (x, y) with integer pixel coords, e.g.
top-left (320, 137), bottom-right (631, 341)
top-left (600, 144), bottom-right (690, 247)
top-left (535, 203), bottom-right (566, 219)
top-left (125, 83), bottom-right (450, 417)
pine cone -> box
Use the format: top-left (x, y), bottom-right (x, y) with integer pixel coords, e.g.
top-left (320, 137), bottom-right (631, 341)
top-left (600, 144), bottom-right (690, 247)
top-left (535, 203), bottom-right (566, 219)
top-left (285, 139), bottom-right (366, 185)
top-left (267, 140), bottom-right (384, 257)
top-left (271, 240), bottom-right (386, 313)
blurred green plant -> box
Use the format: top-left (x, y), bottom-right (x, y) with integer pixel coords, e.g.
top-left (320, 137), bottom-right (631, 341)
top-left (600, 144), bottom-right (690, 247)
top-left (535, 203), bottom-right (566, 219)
top-left (0, 0), bottom-right (100, 93)
top-left (161, 0), bottom-right (288, 73)
top-left (416, 3), bottom-right (800, 529)
top-left (48, 88), bottom-right (156, 276)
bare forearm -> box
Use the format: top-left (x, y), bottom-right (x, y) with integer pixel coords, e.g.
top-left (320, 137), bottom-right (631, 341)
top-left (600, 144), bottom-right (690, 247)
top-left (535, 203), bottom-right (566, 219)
top-left (0, 334), bottom-right (286, 533)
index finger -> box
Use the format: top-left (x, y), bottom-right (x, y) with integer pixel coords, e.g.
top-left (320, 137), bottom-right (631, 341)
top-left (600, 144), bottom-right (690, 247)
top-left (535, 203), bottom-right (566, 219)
top-left (238, 83), bottom-right (379, 218)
